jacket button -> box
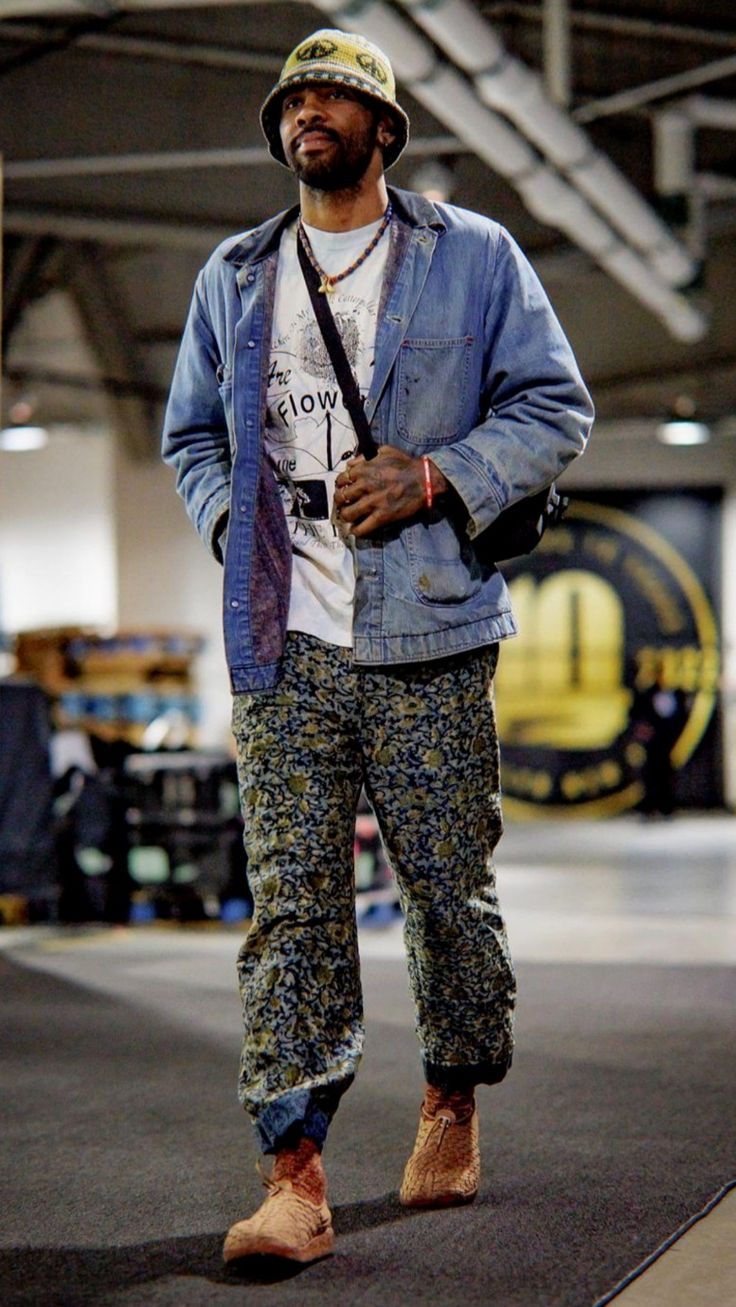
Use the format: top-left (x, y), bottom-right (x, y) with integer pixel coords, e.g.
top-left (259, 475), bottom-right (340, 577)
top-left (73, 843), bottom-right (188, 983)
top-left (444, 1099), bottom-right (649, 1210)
top-left (230, 599), bottom-right (239, 609)
top-left (247, 340), bottom-right (255, 349)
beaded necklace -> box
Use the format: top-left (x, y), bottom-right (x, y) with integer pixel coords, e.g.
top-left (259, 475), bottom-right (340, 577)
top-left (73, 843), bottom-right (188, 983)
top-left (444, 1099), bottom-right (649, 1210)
top-left (297, 203), bottom-right (393, 295)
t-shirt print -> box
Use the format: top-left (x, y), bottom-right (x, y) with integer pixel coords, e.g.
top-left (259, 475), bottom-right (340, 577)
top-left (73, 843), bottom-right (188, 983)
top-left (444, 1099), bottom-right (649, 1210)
top-left (268, 300), bottom-right (366, 529)
top-left (264, 219), bottom-right (389, 647)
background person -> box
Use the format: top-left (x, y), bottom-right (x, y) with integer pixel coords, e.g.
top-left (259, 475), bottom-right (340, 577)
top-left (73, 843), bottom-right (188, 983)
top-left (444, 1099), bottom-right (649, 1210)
top-left (631, 664), bottom-right (688, 817)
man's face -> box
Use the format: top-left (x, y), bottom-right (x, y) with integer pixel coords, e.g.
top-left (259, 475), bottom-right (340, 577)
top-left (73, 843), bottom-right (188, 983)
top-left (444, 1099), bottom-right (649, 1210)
top-left (279, 83), bottom-right (388, 190)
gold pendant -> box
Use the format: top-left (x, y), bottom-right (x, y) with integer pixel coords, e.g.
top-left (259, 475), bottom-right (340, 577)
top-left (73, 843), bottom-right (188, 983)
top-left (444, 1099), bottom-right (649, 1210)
top-left (319, 278), bottom-right (334, 295)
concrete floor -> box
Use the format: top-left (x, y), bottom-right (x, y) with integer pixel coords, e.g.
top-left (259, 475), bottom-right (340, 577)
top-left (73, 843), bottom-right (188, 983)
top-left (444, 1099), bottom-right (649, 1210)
top-left (2, 813), bottom-right (735, 1305)
top-left (360, 813), bottom-right (736, 967)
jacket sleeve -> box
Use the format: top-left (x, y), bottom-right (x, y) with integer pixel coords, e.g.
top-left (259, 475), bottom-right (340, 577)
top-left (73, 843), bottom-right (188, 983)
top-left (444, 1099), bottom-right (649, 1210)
top-left (161, 267), bottom-right (231, 560)
top-left (429, 227), bottom-right (594, 539)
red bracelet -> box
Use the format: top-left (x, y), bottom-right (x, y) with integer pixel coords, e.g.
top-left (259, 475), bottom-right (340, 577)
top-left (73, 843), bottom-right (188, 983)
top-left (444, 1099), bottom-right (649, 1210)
top-left (422, 456), bottom-right (434, 510)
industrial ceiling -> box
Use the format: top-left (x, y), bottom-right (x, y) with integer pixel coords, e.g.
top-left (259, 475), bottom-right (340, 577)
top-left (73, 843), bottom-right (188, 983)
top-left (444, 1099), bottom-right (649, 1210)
top-left (2, 1), bottom-right (736, 459)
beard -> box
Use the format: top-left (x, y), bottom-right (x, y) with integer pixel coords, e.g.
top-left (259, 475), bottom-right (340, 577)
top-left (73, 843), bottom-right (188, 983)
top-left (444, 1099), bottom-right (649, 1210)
top-left (286, 116), bottom-right (380, 192)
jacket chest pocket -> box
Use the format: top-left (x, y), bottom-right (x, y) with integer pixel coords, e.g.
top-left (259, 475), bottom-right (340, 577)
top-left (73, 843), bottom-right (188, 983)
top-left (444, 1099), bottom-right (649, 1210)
top-left (396, 337), bottom-right (473, 446)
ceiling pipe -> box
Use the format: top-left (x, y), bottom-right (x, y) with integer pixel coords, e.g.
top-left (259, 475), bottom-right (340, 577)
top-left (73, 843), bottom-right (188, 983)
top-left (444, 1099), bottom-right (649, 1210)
top-left (697, 174), bottom-right (736, 201)
top-left (313, 0), bottom-right (705, 340)
top-left (653, 95), bottom-right (736, 261)
top-left (574, 52), bottom-right (736, 125)
top-left (653, 98), bottom-right (736, 203)
top-left (654, 109), bottom-right (694, 200)
top-left (396, 0), bottom-right (695, 289)
top-left (499, 3), bottom-right (736, 51)
top-left (2, 134), bottom-right (462, 181)
top-left (542, 0), bottom-right (571, 108)
top-left (0, 205), bottom-right (613, 272)
top-left (685, 96), bottom-right (736, 131)
top-left (0, 0), bottom-right (267, 14)
top-left (3, 205), bottom-right (232, 250)
top-left (0, 21), bottom-right (284, 73)
top-left (0, 0), bottom-right (708, 339)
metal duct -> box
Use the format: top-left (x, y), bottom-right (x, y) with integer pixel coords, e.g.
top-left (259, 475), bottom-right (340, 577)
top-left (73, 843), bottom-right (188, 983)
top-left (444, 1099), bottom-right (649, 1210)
top-left (686, 96), bottom-right (736, 131)
top-left (397, 0), bottom-right (696, 289)
top-left (407, 65), bottom-right (537, 179)
top-left (314, 0), bottom-right (706, 341)
top-left (0, 0), bottom-right (708, 339)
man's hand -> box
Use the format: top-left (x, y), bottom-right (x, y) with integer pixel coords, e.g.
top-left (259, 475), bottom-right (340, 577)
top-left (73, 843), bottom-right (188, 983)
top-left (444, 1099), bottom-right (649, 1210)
top-left (334, 446), bottom-right (449, 537)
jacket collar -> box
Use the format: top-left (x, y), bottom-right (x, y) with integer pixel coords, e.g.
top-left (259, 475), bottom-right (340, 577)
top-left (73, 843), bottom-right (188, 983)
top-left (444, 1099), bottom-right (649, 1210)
top-left (223, 186), bottom-right (447, 268)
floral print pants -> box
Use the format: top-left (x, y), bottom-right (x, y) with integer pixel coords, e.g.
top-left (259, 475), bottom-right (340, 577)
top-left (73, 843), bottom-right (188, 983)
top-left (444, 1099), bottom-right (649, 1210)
top-left (232, 633), bottom-right (515, 1153)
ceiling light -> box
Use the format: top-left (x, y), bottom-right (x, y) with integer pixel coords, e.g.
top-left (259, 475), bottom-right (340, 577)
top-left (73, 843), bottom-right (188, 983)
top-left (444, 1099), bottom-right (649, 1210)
top-left (656, 420), bottom-right (710, 446)
top-left (0, 425), bottom-right (49, 451)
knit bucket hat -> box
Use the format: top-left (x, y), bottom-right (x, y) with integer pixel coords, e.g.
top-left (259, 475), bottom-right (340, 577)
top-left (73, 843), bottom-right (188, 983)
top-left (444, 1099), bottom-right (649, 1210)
top-left (260, 29), bottom-right (410, 170)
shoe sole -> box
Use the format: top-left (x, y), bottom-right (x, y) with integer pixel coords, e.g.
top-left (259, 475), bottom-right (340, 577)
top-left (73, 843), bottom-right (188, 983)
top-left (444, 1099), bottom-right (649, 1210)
top-left (223, 1227), bottom-right (335, 1264)
top-left (399, 1189), bottom-right (478, 1209)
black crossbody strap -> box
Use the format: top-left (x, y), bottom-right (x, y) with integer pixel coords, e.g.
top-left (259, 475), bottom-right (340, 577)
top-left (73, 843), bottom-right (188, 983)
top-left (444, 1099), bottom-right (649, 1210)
top-left (296, 233), bottom-right (378, 461)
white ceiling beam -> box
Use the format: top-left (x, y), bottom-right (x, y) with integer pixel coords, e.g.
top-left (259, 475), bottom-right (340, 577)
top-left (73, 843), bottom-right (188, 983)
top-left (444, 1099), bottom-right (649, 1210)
top-left (1, 205), bottom-right (591, 273)
top-left (0, 0), bottom-right (710, 339)
top-left (2, 135), bottom-right (462, 181)
top-left (685, 96), bottom-right (736, 132)
top-left (3, 205), bottom-right (231, 249)
top-left (491, 3), bottom-right (736, 53)
top-left (0, 22), bottom-right (284, 72)
top-left (387, 0), bottom-right (702, 335)
top-left (574, 53), bottom-right (736, 125)
top-left (5, 146), bottom-right (271, 180)
top-left (697, 173), bottom-right (736, 201)
top-left (0, 0), bottom-right (269, 15)
top-left (64, 241), bottom-right (158, 457)
top-left (542, 0), bottom-right (570, 109)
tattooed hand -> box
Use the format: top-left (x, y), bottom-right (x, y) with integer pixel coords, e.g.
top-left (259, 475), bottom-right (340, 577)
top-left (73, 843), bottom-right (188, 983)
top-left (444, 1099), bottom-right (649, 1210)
top-left (334, 446), bottom-right (449, 537)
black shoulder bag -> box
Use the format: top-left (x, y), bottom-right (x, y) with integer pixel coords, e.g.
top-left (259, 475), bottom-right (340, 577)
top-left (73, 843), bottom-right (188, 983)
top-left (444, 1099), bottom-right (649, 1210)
top-left (474, 483), bottom-right (568, 563)
top-left (297, 233), bottom-right (567, 560)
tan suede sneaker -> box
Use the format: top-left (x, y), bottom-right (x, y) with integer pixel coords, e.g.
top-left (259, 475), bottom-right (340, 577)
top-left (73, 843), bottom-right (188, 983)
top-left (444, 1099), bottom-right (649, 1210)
top-left (399, 1098), bottom-right (480, 1209)
top-left (223, 1174), bottom-right (335, 1264)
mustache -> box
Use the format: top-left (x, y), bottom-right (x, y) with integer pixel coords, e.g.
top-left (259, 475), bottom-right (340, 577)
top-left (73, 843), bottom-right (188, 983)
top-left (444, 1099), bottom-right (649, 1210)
top-left (293, 125), bottom-right (340, 148)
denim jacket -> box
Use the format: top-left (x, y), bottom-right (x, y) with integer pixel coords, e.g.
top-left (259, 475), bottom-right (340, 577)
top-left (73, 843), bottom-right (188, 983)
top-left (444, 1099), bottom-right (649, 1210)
top-left (162, 187), bottom-right (593, 692)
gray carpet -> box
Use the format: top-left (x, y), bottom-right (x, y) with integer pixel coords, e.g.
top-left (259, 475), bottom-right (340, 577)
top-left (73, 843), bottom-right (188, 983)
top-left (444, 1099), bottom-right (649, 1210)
top-left (1, 949), bottom-right (735, 1306)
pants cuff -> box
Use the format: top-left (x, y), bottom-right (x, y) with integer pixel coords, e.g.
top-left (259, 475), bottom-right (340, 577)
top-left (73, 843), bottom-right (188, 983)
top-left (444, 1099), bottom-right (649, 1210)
top-left (423, 1054), bottom-right (512, 1091)
top-left (253, 1079), bottom-right (353, 1155)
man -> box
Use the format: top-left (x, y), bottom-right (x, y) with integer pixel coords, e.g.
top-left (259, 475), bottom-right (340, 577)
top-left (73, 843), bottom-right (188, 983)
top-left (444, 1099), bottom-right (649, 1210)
top-left (631, 662), bottom-right (688, 819)
top-left (163, 29), bottom-right (593, 1265)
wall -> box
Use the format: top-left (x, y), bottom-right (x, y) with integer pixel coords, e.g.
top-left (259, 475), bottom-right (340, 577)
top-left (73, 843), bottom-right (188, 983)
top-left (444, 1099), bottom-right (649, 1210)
top-left (564, 424), bottom-right (735, 810)
top-left (0, 426), bottom-right (117, 634)
top-left (2, 418), bottom-right (733, 802)
top-left (722, 493), bottom-right (736, 809)
top-left (113, 444), bottom-right (231, 749)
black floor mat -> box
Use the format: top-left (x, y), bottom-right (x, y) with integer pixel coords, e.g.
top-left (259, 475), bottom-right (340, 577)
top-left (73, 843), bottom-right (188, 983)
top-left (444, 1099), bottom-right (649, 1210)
top-left (1, 950), bottom-right (735, 1306)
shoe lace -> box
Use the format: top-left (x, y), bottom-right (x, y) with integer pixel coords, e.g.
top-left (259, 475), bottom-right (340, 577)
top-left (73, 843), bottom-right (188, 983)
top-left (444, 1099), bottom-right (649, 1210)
top-left (255, 1159), bottom-right (289, 1197)
top-left (429, 1110), bottom-right (456, 1152)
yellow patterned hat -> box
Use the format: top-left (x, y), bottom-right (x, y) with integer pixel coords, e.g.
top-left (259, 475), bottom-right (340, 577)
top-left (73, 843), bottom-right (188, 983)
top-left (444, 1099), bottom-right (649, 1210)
top-left (260, 29), bottom-right (410, 170)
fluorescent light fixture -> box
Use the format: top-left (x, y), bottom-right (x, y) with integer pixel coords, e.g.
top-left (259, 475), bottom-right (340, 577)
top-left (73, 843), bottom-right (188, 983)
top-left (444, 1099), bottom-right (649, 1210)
top-left (656, 420), bottom-right (710, 445)
top-left (0, 425), bottom-right (49, 451)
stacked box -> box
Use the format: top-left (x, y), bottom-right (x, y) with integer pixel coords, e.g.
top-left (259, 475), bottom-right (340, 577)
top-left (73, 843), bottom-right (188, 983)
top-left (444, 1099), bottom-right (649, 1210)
top-left (14, 627), bottom-right (204, 746)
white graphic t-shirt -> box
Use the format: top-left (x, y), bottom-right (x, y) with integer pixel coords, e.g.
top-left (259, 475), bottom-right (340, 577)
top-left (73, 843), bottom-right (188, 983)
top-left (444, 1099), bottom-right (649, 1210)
top-left (265, 216), bottom-right (389, 647)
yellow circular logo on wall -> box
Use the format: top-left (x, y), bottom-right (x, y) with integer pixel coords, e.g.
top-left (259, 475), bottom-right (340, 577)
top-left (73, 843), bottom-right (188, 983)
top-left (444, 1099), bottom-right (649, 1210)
top-left (496, 499), bottom-right (720, 817)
